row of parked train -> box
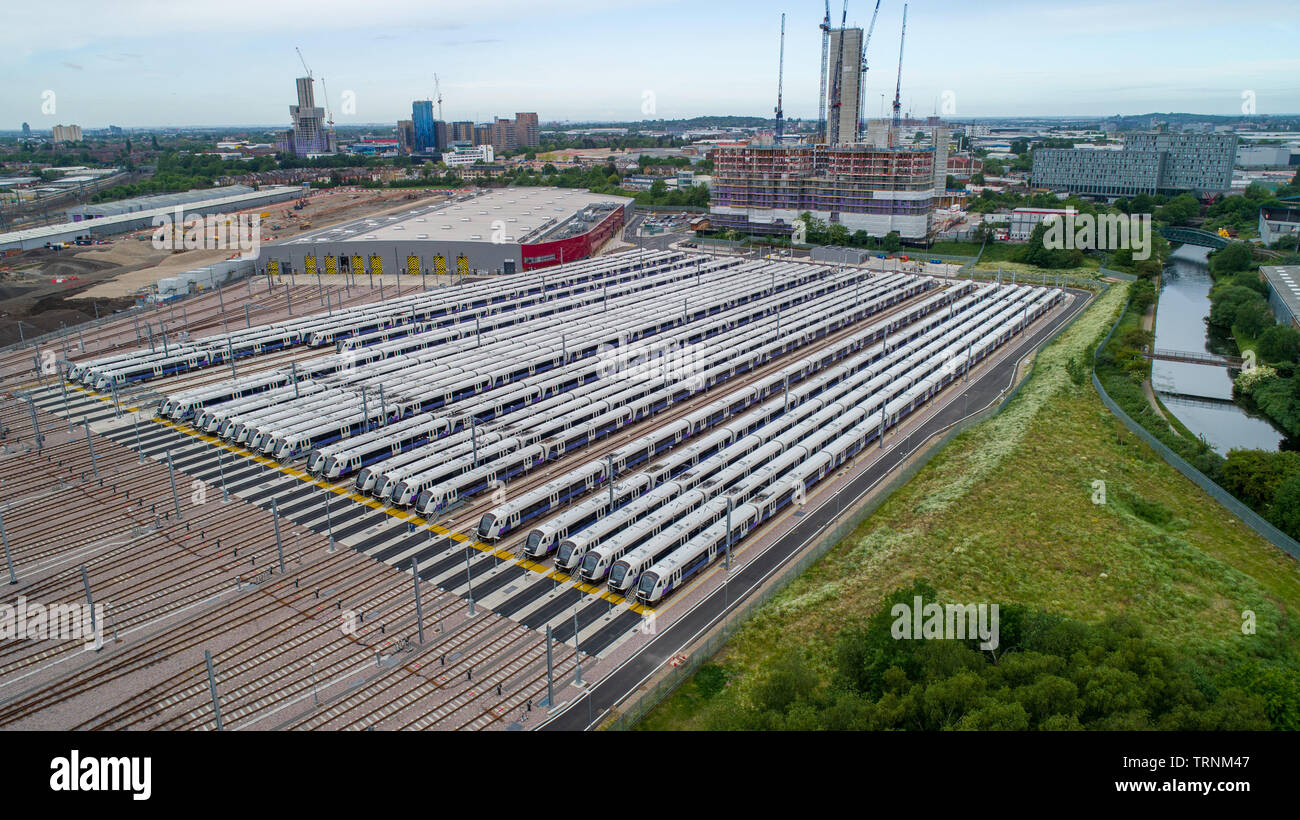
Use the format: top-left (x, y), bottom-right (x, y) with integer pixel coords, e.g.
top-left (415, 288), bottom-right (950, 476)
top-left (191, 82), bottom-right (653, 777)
top-left (73, 247), bottom-right (707, 391)
top-left (478, 283), bottom-right (1063, 603)
top-left (117, 247), bottom-right (1065, 606)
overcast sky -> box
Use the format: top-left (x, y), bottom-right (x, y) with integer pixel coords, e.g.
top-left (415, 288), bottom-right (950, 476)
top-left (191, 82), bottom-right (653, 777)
top-left (5, 0), bottom-right (1299, 129)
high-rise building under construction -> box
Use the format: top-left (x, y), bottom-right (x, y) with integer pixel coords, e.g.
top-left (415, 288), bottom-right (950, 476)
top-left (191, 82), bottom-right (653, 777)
top-left (824, 26), bottom-right (864, 145)
top-left (276, 76), bottom-right (336, 156)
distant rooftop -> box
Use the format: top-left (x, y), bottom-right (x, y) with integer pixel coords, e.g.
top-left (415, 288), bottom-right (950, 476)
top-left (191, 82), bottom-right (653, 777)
top-left (281, 187), bottom-right (632, 247)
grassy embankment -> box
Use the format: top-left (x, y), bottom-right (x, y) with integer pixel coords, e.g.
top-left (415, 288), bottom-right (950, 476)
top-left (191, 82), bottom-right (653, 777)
top-left (638, 281), bottom-right (1300, 729)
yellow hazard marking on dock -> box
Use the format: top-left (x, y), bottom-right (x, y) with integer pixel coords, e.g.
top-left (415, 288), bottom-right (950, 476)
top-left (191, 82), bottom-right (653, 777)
top-left (70, 384), bottom-right (649, 614)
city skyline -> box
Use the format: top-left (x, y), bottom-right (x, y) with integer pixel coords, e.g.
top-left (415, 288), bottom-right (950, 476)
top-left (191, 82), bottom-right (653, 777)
top-left (5, 0), bottom-right (1299, 129)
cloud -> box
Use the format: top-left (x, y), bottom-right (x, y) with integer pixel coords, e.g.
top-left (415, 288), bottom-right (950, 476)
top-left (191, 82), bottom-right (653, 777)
top-left (62, 61), bottom-right (83, 70)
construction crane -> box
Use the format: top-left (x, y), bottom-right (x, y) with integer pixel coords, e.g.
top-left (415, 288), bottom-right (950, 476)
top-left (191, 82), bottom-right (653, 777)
top-left (857, 0), bottom-right (881, 143)
top-left (828, 0), bottom-right (848, 145)
top-left (434, 74), bottom-right (444, 122)
top-left (774, 13), bottom-right (786, 141)
top-left (888, 3), bottom-right (908, 149)
top-left (818, 0), bottom-right (830, 142)
top-left (319, 76), bottom-right (334, 128)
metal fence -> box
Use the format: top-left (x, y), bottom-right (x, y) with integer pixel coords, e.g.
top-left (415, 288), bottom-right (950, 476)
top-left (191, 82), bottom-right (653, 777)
top-left (1091, 296), bottom-right (1300, 561)
top-left (607, 285), bottom-right (1094, 730)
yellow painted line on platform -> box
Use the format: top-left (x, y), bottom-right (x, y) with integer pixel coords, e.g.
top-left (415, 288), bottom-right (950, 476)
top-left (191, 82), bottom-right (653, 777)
top-left (71, 383), bottom-right (648, 614)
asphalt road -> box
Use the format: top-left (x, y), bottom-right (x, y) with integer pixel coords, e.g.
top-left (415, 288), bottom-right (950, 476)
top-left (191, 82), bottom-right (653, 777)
top-left (539, 285), bottom-right (1096, 730)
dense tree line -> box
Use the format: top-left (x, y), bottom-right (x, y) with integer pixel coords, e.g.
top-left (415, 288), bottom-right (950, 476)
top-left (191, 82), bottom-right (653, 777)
top-left (694, 583), bottom-right (1295, 730)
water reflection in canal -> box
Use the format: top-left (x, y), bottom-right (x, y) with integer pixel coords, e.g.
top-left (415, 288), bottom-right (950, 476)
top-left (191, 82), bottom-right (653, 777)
top-left (1150, 245), bottom-right (1284, 454)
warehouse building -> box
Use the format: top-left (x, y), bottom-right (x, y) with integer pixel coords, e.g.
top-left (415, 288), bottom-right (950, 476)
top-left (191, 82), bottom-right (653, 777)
top-left (258, 187), bottom-right (632, 278)
top-left (66, 185), bottom-right (255, 221)
top-left (1260, 266), bottom-right (1300, 330)
top-left (0, 185), bottom-right (304, 252)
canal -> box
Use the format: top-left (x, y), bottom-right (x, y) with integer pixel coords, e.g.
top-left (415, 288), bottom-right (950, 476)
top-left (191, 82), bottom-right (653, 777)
top-left (1150, 244), bottom-right (1285, 453)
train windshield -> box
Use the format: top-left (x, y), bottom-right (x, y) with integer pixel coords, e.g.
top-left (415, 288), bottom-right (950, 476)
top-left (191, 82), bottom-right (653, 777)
top-left (579, 553), bottom-right (599, 575)
top-left (556, 542), bottom-right (575, 565)
top-left (526, 531), bottom-right (543, 551)
top-left (478, 514), bottom-right (496, 537)
top-left (415, 490), bottom-right (433, 510)
top-left (609, 564), bottom-right (627, 587)
top-left (637, 573), bottom-right (658, 597)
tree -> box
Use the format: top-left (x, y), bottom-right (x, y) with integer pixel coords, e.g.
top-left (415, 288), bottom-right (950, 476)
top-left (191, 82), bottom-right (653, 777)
top-left (1210, 242), bottom-right (1256, 275)
top-left (1010, 138), bottom-right (1030, 155)
top-left (881, 231), bottom-right (902, 252)
top-left (1208, 286), bottom-right (1260, 329)
top-left (1235, 299), bottom-right (1275, 338)
top-left (1156, 193), bottom-right (1200, 226)
top-left (1257, 326), bottom-right (1300, 364)
top-left (649, 179), bottom-right (667, 198)
top-left (971, 172), bottom-right (985, 185)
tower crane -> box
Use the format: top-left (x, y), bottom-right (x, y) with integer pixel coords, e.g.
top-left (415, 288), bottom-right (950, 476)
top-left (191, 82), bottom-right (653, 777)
top-left (888, 3), bottom-right (907, 149)
top-left (818, 1), bottom-right (830, 142)
top-left (857, 0), bottom-right (880, 143)
top-left (434, 74), bottom-right (444, 122)
top-left (774, 14), bottom-right (786, 140)
top-left (828, 0), bottom-right (848, 145)
top-left (295, 45), bottom-right (312, 79)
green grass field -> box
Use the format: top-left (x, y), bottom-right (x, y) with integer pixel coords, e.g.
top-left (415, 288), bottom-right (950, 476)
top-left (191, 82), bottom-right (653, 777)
top-left (637, 282), bottom-right (1300, 730)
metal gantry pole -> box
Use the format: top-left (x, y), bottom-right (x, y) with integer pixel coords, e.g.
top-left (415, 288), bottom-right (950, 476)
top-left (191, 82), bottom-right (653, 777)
top-left (59, 375), bottom-right (72, 432)
top-left (285, 281), bottom-right (292, 316)
top-left (607, 453), bottom-right (614, 510)
top-left (80, 565), bottom-right (97, 637)
top-left (725, 496), bottom-right (733, 571)
top-left (1, 509), bottom-right (17, 584)
top-left (412, 557), bottom-right (425, 645)
top-left (134, 415), bottom-right (143, 463)
top-left (545, 624), bottom-right (555, 706)
top-left (218, 449), bottom-right (228, 501)
top-left (166, 449), bottom-right (181, 519)
top-left (465, 546), bottom-right (476, 617)
top-left (321, 494), bottom-right (334, 552)
top-left (573, 605), bottom-right (582, 685)
top-left (110, 380), bottom-right (121, 419)
top-left (24, 395), bottom-right (41, 454)
top-left (270, 507), bottom-right (286, 575)
top-left (84, 419), bottom-right (99, 481)
top-left (291, 360), bottom-right (299, 399)
top-left (205, 650), bottom-right (224, 731)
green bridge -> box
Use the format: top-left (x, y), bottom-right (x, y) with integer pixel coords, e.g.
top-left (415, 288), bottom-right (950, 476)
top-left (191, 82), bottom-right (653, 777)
top-left (1158, 226), bottom-right (1229, 250)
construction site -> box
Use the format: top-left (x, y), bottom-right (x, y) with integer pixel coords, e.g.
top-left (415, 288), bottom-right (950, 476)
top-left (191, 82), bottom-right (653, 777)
top-left (709, 1), bottom-right (951, 242)
top-left (0, 187), bottom-right (454, 347)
